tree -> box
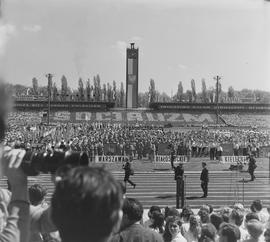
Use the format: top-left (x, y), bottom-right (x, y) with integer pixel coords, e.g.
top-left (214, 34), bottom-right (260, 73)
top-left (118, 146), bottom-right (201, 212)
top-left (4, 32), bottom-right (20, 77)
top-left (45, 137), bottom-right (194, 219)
top-left (96, 74), bottom-right (101, 101)
top-left (107, 83), bottom-right (112, 101)
top-left (52, 82), bottom-right (58, 101)
top-left (176, 81), bottom-right (183, 102)
top-left (32, 77), bottom-right (38, 96)
top-left (93, 76), bottom-right (97, 101)
top-left (138, 92), bottom-right (149, 107)
top-left (102, 84), bottom-right (107, 101)
top-left (112, 80), bottom-right (117, 101)
top-left (191, 79), bottom-right (196, 102)
top-left (149, 79), bottom-right (156, 103)
top-left (61, 75), bottom-right (68, 101)
top-left (201, 79), bottom-right (207, 103)
top-left (78, 78), bottom-right (84, 101)
top-left (86, 79), bottom-right (91, 101)
top-left (227, 86), bottom-right (235, 102)
top-left (120, 82), bottom-right (125, 107)
top-left (186, 90), bottom-right (192, 102)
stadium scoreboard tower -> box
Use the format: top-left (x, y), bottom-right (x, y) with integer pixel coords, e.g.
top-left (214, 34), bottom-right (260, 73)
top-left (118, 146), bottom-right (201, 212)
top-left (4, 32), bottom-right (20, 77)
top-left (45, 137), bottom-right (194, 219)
top-left (126, 43), bottom-right (139, 108)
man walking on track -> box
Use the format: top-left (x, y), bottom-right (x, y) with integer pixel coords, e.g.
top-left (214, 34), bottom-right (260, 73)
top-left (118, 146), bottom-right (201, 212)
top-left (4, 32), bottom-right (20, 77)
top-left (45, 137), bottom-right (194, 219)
top-left (123, 158), bottom-right (136, 189)
top-left (200, 162), bottom-right (209, 198)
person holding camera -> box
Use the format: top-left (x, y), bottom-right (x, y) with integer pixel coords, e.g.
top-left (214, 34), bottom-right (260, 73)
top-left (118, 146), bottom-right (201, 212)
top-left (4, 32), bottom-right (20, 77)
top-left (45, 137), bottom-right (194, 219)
top-left (0, 82), bottom-right (30, 242)
top-left (122, 159), bottom-right (136, 189)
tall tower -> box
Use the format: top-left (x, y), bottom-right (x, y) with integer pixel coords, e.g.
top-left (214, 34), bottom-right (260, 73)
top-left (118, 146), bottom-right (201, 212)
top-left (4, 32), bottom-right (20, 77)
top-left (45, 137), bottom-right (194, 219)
top-left (126, 43), bottom-right (139, 108)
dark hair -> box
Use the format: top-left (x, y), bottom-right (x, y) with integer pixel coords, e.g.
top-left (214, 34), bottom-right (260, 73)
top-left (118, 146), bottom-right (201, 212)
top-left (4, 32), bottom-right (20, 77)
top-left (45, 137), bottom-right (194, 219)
top-left (181, 206), bottom-right (193, 221)
top-left (28, 184), bottom-right (47, 206)
top-left (51, 166), bottom-right (123, 242)
top-left (210, 213), bottom-right (223, 230)
top-left (122, 198), bottom-right (143, 222)
top-left (251, 200), bottom-right (263, 212)
top-left (199, 223), bottom-right (216, 242)
top-left (164, 207), bottom-right (180, 218)
top-left (206, 204), bottom-right (213, 214)
top-left (149, 205), bottom-right (161, 214)
top-left (150, 211), bottom-right (165, 233)
top-left (219, 222), bottom-right (240, 242)
top-left (245, 212), bottom-right (259, 223)
top-left (230, 209), bottom-right (244, 226)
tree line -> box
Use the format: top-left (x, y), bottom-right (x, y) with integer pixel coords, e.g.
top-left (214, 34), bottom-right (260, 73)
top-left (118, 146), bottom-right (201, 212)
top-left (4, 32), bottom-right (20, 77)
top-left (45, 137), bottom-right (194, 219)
top-left (5, 75), bottom-right (270, 107)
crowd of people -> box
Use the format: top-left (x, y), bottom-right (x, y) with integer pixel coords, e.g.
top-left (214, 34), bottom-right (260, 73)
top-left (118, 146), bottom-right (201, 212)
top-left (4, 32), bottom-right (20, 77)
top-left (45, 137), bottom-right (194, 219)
top-left (221, 114), bottom-right (270, 128)
top-left (1, 166), bottom-right (270, 242)
top-left (1, 88), bottom-right (270, 241)
top-left (5, 113), bottom-right (270, 161)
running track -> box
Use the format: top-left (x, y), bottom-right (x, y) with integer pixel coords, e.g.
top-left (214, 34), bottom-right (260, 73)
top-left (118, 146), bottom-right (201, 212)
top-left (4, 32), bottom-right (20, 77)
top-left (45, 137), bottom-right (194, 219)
top-left (1, 170), bottom-right (269, 209)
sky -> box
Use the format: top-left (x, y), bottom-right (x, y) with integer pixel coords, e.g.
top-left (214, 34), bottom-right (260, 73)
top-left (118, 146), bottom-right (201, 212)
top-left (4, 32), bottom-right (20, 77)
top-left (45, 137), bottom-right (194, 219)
top-left (0, 0), bottom-right (270, 95)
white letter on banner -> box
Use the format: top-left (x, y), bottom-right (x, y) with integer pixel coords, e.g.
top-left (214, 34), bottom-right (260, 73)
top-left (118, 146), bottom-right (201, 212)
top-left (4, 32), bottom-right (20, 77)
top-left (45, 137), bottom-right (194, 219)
top-left (76, 112), bottom-right (91, 121)
top-left (96, 112), bottom-right (112, 121)
top-left (127, 112), bottom-right (143, 121)
top-left (145, 113), bottom-right (155, 122)
top-left (156, 113), bottom-right (165, 122)
top-left (164, 113), bottom-right (181, 122)
top-left (182, 113), bottom-right (214, 123)
top-left (111, 112), bottom-right (122, 122)
top-left (54, 112), bottom-right (70, 121)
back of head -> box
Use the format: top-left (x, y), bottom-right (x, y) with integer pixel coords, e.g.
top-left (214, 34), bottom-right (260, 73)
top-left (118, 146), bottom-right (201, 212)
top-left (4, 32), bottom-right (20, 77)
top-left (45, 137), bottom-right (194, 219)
top-left (229, 208), bottom-right (244, 227)
top-left (29, 184), bottom-right (47, 206)
top-left (181, 206), bottom-right (194, 221)
top-left (165, 207), bottom-right (180, 219)
top-left (199, 223), bottom-right (217, 242)
top-left (218, 222), bottom-right (240, 242)
top-left (210, 213), bottom-right (223, 230)
top-left (122, 198), bottom-right (143, 222)
top-left (246, 219), bottom-right (264, 239)
top-left (250, 199), bottom-right (263, 212)
top-left (51, 166), bottom-right (123, 242)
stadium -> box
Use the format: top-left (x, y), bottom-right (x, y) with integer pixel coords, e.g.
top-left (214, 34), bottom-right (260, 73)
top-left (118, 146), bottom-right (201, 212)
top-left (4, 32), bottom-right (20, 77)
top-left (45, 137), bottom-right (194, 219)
top-left (4, 88), bottom-right (270, 210)
top-left (1, 2), bottom-right (270, 239)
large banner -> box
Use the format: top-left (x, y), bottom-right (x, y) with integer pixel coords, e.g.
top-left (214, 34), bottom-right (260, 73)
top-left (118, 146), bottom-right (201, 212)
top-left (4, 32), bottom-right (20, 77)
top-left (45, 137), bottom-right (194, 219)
top-left (157, 143), bottom-right (171, 155)
top-left (48, 111), bottom-right (216, 125)
top-left (103, 143), bottom-right (119, 155)
top-left (155, 155), bottom-right (188, 163)
top-left (96, 156), bottom-right (127, 163)
top-left (220, 156), bottom-right (249, 164)
top-left (221, 143), bottom-right (234, 156)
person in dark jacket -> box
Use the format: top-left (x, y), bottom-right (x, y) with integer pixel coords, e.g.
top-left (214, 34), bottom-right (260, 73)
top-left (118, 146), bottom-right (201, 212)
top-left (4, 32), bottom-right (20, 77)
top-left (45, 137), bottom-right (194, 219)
top-left (122, 160), bottom-right (136, 189)
top-left (111, 198), bottom-right (163, 242)
top-left (200, 162), bottom-right (209, 198)
top-left (172, 163), bottom-right (184, 181)
top-left (248, 154), bottom-right (257, 181)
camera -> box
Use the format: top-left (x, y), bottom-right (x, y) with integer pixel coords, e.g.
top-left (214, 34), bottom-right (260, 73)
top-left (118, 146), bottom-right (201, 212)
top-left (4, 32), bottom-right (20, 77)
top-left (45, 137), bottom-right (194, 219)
top-left (21, 150), bottom-right (89, 176)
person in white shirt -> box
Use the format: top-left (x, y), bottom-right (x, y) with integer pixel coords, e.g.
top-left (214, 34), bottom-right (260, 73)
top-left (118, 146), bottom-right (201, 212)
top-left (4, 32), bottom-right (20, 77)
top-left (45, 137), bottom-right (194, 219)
top-left (163, 216), bottom-right (187, 242)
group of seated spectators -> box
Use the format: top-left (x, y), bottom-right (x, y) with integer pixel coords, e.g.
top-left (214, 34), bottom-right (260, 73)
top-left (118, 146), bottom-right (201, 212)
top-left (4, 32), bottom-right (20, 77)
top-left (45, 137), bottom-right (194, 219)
top-left (222, 114), bottom-right (270, 128)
